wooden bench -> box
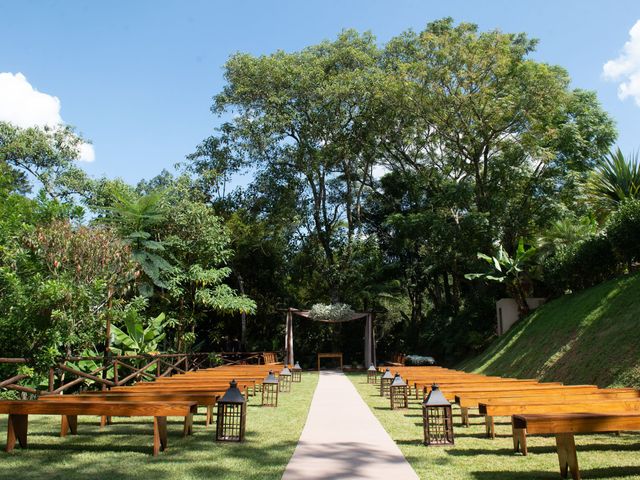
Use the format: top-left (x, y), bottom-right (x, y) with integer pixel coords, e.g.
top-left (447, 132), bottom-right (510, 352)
top-left (0, 400), bottom-right (196, 456)
top-left (479, 398), bottom-right (640, 438)
top-left (386, 353), bottom-right (405, 366)
top-left (38, 392), bottom-right (218, 428)
top-left (103, 385), bottom-right (248, 425)
top-left (512, 413), bottom-right (640, 480)
top-left (453, 386), bottom-right (601, 425)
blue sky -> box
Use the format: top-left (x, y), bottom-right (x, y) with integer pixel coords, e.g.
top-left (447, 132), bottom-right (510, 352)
top-left (2, 0), bottom-right (640, 184)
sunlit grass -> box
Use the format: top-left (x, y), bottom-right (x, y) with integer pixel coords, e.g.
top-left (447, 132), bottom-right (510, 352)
top-left (459, 273), bottom-right (640, 389)
top-left (349, 373), bottom-right (640, 480)
top-left (0, 372), bottom-right (318, 480)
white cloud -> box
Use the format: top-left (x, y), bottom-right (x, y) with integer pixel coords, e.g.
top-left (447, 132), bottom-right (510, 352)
top-left (603, 20), bottom-right (640, 107)
top-left (0, 72), bottom-right (95, 162)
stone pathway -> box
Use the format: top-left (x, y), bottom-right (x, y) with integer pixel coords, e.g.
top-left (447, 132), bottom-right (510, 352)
top-left (282, 370), bottom-right (419, 480)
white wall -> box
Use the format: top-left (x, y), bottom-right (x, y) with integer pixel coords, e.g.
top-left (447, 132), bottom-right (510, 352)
top-left (496, 298), bottom-right (546, 335)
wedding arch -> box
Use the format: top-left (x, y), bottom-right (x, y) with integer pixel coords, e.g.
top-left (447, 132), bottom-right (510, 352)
top-left (282, 307), bottom-right (376, 366)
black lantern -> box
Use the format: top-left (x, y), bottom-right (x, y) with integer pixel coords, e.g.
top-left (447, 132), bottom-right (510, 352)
top-left (279, 365), bottom-right (292, 392)
top-left (262, 370), bottom-right (279, 407)
top-left (390, 373), bottom-right (408, 409)
top-left (379, 368), bottom-right (393, 397)
top-left (291, 362), bottom-right (302, 383)
top-left (422, 384), bottom-right (454, 446)
top-left (367, 364), bottom-right (378, 384)
top-left (215, 379), bottom-right (246, 442)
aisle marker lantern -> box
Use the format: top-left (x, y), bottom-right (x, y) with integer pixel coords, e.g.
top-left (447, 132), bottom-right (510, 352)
top-left (262, 370), bottom-right (279, 407)
top-left (379, 368), bottom-right (393, 397)
top-left (292, 361), bottom-right (302, 383)
top-left (215, 379), bottom-right (246, 442)
top-left (390, 373), bottom-right (408, 409)
top-left (279, 365), bottom-right (292, 392)
top-left (422, 384), bottom-right (454, 446)
top-left (367, 364), bottom-right (378, 384)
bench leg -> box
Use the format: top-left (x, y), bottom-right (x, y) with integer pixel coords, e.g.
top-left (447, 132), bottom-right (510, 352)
top-left (485, 415), bottom-right (495, 439)
top-left (555, 433), bottom-right (580, 480)
top-left (6, 414), bottom-right (28, 452)
top-left (513, 427), bottom-right (528, 455)
top-left (99, 415), bottom-right (112, 428)
top-left (205, 405), bottom-right (213, 427)
top-left (153, 416), bottom-right (168, 456)
top-left (460, 407), bottom-right (469, 427)
top-left (182, 413), bottom-right (193, 437)
top-left (60, 415), bottom-right (78, 437)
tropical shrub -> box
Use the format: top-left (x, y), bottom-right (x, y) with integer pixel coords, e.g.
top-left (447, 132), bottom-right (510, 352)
top-left (606, 199), bottom-right (640, 267)
top-left (543, 235), bottom-right (618, 293)
top-left (111, 309), bottom-right (169, 356)
top-left (587, 149), bottom-right (640, 215)
top-left (465, 239), bottom-right (537, 318)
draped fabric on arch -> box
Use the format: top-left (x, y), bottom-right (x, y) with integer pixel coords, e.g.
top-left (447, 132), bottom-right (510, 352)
top-left (284, 308), bottom-right (376, 367)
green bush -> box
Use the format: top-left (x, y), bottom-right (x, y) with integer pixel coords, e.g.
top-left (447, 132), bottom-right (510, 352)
top-left (543, 236), bottom-right (619, 293)
top-left (606, 199), bottom-right (640, 266)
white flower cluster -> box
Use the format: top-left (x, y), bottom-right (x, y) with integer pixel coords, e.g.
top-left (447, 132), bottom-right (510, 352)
top-left (308, 303), bottom-right (355, 322)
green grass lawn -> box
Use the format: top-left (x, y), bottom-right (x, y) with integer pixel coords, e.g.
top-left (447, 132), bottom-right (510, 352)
top-left (349, 373), bottom-right (640, 480)
top-left (0, 372), bottom-right (318, 480)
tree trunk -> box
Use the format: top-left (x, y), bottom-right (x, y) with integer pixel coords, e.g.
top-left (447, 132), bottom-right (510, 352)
top-left (238, 275), bottom-right (247, 350)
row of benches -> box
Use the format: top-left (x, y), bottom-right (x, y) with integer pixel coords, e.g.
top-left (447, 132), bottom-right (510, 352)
top-left (377, 365), bottom-right (640, 480)
top-left (1, 364), bottom-right (283, 456)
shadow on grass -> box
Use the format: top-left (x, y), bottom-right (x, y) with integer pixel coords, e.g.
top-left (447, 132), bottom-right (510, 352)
top-left (472, 466), bottom-right (640, 479)
top-left (5, 436), bottom-right (300, 480)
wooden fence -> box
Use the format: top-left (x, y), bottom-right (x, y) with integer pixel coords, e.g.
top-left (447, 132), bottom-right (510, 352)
top-left (0, 351), bottom-right (274, 396)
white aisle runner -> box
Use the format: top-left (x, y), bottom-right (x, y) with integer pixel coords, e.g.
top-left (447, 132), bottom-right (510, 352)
top-left (282, 370), bottom-right (419, 480)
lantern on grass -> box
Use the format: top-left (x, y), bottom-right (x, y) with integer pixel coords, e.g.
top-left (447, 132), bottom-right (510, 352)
top-left (215, 380), bottom-right (246, 442)
top-left (390, 373), bottom-right (408, 409)
top-left (422, 384), bottom-right (454, 446)
top-left (379, 368), bottom-right (393, 397)
top-left (292, 362), bottom-right (302, 383)
top-left (279, 365), bottom-right (292, 392)
top-left (262, 370), bottom-right (279, 407)
top-left (367, 364), bottom-right (378, 384)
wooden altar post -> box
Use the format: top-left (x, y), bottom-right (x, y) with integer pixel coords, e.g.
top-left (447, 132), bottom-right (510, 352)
top-left (285, 308), bottom-right (294, 366)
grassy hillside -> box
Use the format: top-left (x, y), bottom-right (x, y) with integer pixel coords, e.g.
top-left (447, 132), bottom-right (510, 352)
top-left (460, 273), bottom-right (640, 388)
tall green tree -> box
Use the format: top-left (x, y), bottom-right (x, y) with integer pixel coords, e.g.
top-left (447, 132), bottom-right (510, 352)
top-left (194, 30), bottom-right (385, 299)
top-left (0, 121), bottom-right (90, 199)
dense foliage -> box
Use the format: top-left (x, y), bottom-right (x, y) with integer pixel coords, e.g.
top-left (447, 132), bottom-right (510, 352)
top-left (2, 18), bottom-right (638, 375)
top-left (192, 19), bottom-right (618, 363)
top-left (0, 123), bottom-right (254, 376)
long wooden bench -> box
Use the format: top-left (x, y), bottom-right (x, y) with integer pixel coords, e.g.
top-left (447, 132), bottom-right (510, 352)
top-left (445, 384), bottom-right (598, 427)
top-left (0, 400), bottom-right (196, 456)
top-left (38, 392), bottom-right (218, 429)
top-left (102, 385), bottom-right (246, 426)
top-left (479, 398), bottom-right (640, 438)
top-left (411, 379), bottom-right (546, 400)
top-left (512, 413), bottom-right (640, 480)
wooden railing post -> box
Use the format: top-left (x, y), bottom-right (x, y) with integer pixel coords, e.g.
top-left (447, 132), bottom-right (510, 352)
top-left (113, 361), bottom-right (119, 385)
top-left (48, 367), bottom-right (54, 393)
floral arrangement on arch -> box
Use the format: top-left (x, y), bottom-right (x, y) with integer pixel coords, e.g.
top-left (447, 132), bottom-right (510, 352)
top-left (308, 303), bottom-right (355, 322)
